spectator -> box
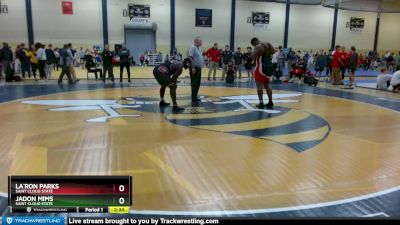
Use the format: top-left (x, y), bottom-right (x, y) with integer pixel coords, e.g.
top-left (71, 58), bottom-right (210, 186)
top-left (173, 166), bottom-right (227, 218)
top-left (35, 43), bottom-right (47, 80)
top-left (396, 51), bottom-right (400, 71)
top-left (348, 46), bottom-right (358, 87)
top-left (140, 54), bottom-right (145, 67)
top-left (331, 45), bottom-right (343, 85)
top-left (54, 48), bottom-right (60, 71)
top-left (78, 47), bottom-right (86, 69)
top-left (102, 44), bottom-right (115, 83)
top-left (243, 47), bottom-right (254, 79)
top-left (0, 42), bottom-right (13, 81)
top-left (58, 44), bottom-right (75, 85)
top-left (221, 45), bottom-right (233, 81)
top-left (388, 70), bottom-right (400, 92)
top-left (315, 50), bottom-right (327, 78)
top-left (118, 44), bottom-right (131, 83)
top-left (205, 42), bottom-right (220, 81)
top-left (67, 43), bottom-right (79, 83)
top-left (18, 43), bottom-right (31, 78)
top-left (45, 44), bottom-right (55, 79)
top-left (27, 45), bottom-right (38, 80)
top-left (232, 47), bottom-right (244, 80)
top-left (376, 68), bottom-right (392, 90)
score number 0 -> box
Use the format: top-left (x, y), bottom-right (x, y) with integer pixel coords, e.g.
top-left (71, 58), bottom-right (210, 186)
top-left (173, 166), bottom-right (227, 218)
top-left (118, 185), bottom-right (125, 205)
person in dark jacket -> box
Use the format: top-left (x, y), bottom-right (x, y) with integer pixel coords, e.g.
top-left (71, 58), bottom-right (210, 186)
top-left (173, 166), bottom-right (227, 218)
top-left (17, 43), bottom-right (31, 78)
top-left (118, 44), bottom-right (131, 83)
top-left (232, 47), bottom-right (244, 79)
top-left (0, 42), bottom-right (14, 80)
top-left (221, 45), bottom-right (233, 81)
top-left (102, 44), bottom-right (114, 83)
top-left (45, 44), bottom-right (55, 79)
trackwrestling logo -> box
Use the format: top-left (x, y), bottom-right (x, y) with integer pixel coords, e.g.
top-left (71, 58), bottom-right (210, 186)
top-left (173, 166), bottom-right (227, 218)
top-left (22, 93), bottom-right (330, 152)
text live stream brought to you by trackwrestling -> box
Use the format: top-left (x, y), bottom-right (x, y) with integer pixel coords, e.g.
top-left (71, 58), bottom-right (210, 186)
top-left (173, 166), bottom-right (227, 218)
top-left (1, 217), bottom-right (223, 225)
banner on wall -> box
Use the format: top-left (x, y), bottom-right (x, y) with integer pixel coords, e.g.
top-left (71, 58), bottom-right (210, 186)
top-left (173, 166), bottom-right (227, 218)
top-left (128, 4), bottom-right (151, 24)
top-left (251, 12), bottom-right (270, 29)
top-left (349, 17), bottom-right (364, 33)
top-left (0, 0), bottom-right (9, 14)
top-left (62, 1), bottom-right (73, 15)
top-left (129, 4), bottom-right (150, 19)
top-left (195, 9), bottom-right (212, 27)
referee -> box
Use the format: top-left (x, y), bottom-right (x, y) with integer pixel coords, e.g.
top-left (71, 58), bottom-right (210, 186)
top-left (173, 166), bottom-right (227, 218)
top-left (188, 36), bottom-right (204, 106)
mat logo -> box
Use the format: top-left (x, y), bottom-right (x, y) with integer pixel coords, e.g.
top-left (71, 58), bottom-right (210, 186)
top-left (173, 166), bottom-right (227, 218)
top-left (21, 93), bottom-right (330, 151)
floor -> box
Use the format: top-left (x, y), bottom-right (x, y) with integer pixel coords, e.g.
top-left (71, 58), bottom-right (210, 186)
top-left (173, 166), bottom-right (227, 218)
top-left (0, 75), bottom-right (400, 218)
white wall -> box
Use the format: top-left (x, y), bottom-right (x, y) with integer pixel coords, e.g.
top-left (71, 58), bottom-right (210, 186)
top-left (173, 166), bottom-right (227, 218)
top-left (336, 10), bottom-right (377, 51)
top-left (107, 0), bottom-right (170, 53)
top-left (31, 0), bottom-right (103, 48)
top-left (378, 13), bottom-right (400, 53)
top-left (235, 0), bottom-right (285, 49)
top-left (175, 0), bottom-right (231, 54)
top-left (0, 0), bottom-right (28, 47)
top-left (288, 4), bottom-right (333, 51)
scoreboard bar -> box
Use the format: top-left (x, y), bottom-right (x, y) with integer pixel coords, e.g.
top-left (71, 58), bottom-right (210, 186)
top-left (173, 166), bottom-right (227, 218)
top-left (8, 176), bottom-right (132, 212)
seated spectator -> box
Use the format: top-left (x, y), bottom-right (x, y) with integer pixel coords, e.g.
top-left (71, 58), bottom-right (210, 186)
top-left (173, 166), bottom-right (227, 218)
top-left (376, 68), bottom-right (392, 90)
top-left (289, 63), bottom-right (305, 82)
top-left (85, 54), bottom-right (103, 80)
top-left (388, 70), bottom-right (400, 92)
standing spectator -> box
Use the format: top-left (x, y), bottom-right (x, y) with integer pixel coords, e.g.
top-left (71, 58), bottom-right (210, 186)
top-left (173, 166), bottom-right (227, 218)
top-left (396, 51), bottom-right (400, 71)
top-left (348, 46), bottom-right (358, 87)
top-left (340, 46), bottom-right (348, 82)
top-left (233, 47), bottom-right (244, 80)
top-left (35, 43), bottom-right (47, 80)
top-left (45, 44), bottom-right (55, 79)
top-left (0, 42), bottom-right (13, 81)
top-left (188, 36), bottom-right (204, 106)
top-left (27, 45), bottom-right (38, 80)
top-left (315, 50), bottom-right (327, 78)
top-left (14, 45), bottom-right (22, 77)
top-left (119, 44), bottom-right (131, 83)
top-left (326, 50), bottom-right (333, 80)
top-left (243, 47), bottom-right (254, 79)
top-left (102, 44), bottom-right (115, 83)
top-left (18, 43), bottom-right (31, 78)
top-left (331, 45), bottom-right (344, 85)
top-left (54, 48), bottom-right (60, 71)
top-left (386, 52), bottom-right (394, 72)
top-left (140, 54), bottom-right (145, 67)
top-left (221, 45), bottom-right (233, 80)
top-left (78, 47), bottom-right (86, 69)
top-left (306, 53), bottom-right (314, 72)
top-left (58, 44), bottom-right (74, 85)
top-left (67, 43), bottom-right (79, 82)
top-left (145, 53), bottom-right (149, 67)
top-left (205, 43), bottom-right (220, 81)
top-left (277, 46), bottom-right (285, 73)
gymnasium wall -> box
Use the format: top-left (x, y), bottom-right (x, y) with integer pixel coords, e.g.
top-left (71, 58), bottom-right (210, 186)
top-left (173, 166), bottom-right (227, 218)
top-left (107, 0), bottom-right (171, 54)
top-left (336, 10), bottom-right (377, 52)
top-left (235, 0), bottom-right (285, 50)
top-left (175, 0), bottom-right (231, 55)
top-left (0, 0), bottom-right (28, 49)
top-left (1, 0), bottom-right (399, 54)
top-left (288, 4), bottom-right (334, 51)
top-left (377, 13), bottom-right (400, 53)
top-left (31, 0), bottom-right (103, 50)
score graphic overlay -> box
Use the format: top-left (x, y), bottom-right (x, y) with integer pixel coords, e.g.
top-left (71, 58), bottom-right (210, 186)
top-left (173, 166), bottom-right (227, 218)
top-left (8, 176), bottom-right (132, 213)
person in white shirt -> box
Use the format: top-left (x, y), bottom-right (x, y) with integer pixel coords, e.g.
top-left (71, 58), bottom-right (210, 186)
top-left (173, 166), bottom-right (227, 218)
top-left (388, 70), bottom-right (400, 92)
top-left (35, 43), bottom-right (47, 80)
top-left (376, 68), bottom-right (392, 90)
